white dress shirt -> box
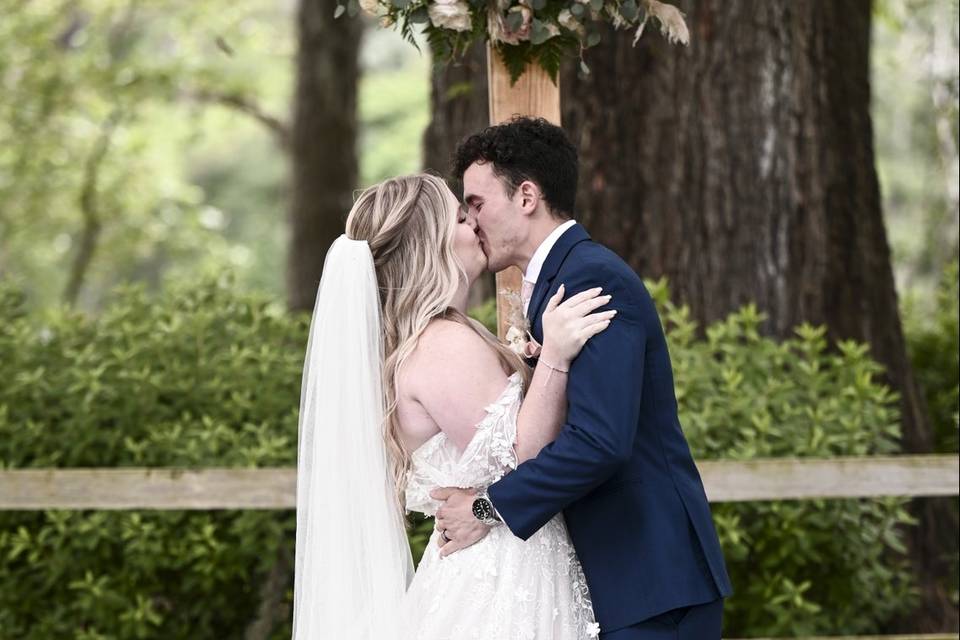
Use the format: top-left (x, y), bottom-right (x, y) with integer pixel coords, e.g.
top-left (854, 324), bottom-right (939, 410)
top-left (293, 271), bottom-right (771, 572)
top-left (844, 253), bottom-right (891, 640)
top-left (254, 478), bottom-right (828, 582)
top-left (522, 219), bottom-right (578, 315)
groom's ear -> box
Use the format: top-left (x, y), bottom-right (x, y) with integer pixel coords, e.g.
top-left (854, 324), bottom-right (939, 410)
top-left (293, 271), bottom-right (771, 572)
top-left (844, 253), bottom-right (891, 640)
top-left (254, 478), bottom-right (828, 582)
top-left (517, 180), bottom-right (542, 215)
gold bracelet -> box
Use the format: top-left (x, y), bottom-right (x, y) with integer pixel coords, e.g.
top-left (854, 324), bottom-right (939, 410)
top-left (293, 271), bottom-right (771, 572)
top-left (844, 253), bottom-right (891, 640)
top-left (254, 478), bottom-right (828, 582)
top-left (538, 358), bottom-right (569, 374)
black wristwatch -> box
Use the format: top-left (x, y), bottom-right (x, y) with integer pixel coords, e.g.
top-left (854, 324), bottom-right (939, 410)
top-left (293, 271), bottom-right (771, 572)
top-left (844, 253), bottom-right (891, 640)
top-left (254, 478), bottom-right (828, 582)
top-left (472, 490), bottom-right (502, 526)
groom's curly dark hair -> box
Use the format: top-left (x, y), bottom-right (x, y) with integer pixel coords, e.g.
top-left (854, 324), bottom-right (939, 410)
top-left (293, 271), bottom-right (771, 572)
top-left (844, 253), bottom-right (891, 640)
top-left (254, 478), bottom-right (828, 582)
top-left (452, 116), bottom-right (578, 219)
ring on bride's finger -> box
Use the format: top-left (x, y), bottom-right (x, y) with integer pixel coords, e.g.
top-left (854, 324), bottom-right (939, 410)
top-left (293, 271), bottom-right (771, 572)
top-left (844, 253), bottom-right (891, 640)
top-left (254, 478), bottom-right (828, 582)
top-left (441, 530), bottom-right (451, 543)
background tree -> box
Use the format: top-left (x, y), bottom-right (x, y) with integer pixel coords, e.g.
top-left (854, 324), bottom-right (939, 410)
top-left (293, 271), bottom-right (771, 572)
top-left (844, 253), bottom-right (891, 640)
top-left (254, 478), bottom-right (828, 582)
top-left (286, 0), bottom-right (364, 312)
top-left (0, 1), bottom-right (294, 311)
top-left (558, 0), bottom-right (956, 629)
top-left (873, 0), bottom-right (959, 298)
top-left (418, 0), bottom-right (957, 629)
top-left (420, 42), bottom-right (495, 306)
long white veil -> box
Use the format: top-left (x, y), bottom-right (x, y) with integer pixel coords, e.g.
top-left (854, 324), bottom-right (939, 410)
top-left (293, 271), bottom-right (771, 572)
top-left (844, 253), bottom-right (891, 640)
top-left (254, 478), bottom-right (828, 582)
top-left (292, 234), bottom-right (414, 639)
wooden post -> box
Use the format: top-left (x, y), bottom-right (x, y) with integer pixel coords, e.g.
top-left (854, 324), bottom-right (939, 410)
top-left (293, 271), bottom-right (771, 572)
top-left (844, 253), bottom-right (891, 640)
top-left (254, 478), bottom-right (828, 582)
top-left (487, 45), bottom-right (561, 339)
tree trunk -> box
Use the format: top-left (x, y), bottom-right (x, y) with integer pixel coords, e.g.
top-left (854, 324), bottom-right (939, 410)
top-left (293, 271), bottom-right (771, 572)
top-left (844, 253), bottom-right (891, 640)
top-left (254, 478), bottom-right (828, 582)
top-left (63, 109), bottom-right (121, 307)
top-left (421, 43), bottom-right (495, 309)
top-left (287, 0), bottom-right (363, 312)
top-left (560, 0), bottom-right (955, 630)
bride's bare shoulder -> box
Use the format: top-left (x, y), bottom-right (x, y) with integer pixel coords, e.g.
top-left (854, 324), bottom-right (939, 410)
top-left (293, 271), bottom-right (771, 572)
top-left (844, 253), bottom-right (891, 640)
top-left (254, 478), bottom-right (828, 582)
top-left (402, 318), bottom-right (506, 397)
top-left (411, 318), bottom-right (492, 360)
top-left (399, 317), bottom-right (512, 451)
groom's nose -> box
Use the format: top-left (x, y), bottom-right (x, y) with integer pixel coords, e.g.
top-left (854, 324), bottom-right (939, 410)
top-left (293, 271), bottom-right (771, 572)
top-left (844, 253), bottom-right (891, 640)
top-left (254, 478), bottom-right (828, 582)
top-left (466, 210), bottom-right (479, 232)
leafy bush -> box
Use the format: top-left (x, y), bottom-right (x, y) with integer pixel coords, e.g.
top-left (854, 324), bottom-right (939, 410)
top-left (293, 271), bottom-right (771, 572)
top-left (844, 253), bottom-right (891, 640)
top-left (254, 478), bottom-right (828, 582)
top-left (902, 260), bottom-right (960, 608)
top-left (0, 275), bottom-right (307, 640)
top-left (467, 295), bottom-right (498, 335)
top-left (904, 260), bottom-right (960, 453)
top-left (645, 279), bottom-right (915, 637)
top-left (0, 275), bottom-right (917, 638)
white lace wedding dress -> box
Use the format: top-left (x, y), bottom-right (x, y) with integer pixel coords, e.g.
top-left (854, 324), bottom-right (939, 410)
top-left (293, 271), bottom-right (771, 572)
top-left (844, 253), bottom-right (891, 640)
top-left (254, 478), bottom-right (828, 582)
top-left (400, 371), bottom-right (600, 639)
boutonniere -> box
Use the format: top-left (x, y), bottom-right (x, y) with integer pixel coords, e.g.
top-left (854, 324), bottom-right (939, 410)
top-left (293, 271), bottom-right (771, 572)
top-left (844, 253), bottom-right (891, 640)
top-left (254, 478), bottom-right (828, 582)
top-left (500, 288), bottom-right (542, 359)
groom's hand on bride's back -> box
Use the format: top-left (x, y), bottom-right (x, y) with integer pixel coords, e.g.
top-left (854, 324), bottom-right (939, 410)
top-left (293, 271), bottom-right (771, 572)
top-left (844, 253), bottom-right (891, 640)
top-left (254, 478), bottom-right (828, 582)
top-left (431, 487), bottom-right (490, 557)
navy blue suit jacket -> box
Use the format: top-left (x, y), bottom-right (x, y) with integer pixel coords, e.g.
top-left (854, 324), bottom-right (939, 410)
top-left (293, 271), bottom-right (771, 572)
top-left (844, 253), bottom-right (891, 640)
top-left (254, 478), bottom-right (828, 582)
top-left (487, 223), bottom-right (733, 633)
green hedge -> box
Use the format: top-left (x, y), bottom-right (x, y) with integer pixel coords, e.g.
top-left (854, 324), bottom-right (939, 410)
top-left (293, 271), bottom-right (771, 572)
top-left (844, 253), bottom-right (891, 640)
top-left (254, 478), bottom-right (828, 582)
top-left (904, 260), bottom-right (960, 453)
top-left (902, 260), bottom-right (960, 608)
top-left (0, 276), bottom-right (306, 640)
top-left (0, 274), bottom-right (920, 638)
top-left (644, 280), bottom-right (914, 636)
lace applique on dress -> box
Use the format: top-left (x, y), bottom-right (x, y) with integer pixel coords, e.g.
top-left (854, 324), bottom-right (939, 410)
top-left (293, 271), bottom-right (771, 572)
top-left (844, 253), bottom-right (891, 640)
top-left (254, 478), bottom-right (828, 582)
top-left (401, 372), bottom-right (600, 639)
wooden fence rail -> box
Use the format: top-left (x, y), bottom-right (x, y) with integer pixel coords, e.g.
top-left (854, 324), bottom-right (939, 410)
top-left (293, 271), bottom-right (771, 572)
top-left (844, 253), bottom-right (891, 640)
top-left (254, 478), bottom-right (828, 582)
top-left (1, 456), bottom-right (957, 640)
top-left (1, 455), bottom-right (956, 510)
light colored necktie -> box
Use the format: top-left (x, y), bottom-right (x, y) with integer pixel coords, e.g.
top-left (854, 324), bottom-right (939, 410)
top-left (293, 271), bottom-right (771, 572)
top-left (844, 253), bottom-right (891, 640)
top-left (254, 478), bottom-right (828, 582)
top-left (520, 279), bottom-right (535, 315)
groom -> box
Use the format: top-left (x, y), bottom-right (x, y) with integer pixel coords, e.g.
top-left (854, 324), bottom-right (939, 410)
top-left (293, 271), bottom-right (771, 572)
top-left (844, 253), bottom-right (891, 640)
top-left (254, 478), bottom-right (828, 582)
top-left (430, 117), bottom-right (733, 639)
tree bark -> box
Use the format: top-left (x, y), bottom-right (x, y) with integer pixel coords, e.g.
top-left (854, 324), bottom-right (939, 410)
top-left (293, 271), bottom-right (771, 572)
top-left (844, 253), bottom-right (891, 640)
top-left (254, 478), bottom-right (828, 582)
top-left (422, 44), bottom-right (489, 177)
top-left (63, 109), bottom-right (121, 307)
top-left (422, 43), bottom-right (495, 309)
top-left (287, 0), bottom-right (363, 312)
top-left (560, 0), bottom-right (955, 630)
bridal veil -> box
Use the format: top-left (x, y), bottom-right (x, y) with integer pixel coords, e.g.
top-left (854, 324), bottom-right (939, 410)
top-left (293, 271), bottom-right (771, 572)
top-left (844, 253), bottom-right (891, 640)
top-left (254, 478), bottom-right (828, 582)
top-left (292, 234), bottom-right (414, 639)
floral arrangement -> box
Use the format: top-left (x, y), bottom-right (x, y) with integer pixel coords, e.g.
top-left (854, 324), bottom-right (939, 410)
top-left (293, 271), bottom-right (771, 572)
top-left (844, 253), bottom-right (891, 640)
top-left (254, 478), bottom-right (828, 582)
top-left (499, 288), bottom-right (544, 358)
top-left (337, 0), bottom-right (689, 84)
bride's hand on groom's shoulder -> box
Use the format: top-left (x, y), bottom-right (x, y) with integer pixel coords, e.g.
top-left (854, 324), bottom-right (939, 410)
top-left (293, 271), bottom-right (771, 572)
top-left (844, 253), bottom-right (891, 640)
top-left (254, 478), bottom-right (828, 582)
top-left (540, 284), bottom-right (617, 366)
top-left (430, 487), bottom-right (490, 558)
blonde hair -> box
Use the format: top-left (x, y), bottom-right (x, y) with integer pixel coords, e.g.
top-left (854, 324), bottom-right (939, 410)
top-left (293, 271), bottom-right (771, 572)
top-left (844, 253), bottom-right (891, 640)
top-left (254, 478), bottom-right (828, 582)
top-left (344, 173), bottom-right (532, 519)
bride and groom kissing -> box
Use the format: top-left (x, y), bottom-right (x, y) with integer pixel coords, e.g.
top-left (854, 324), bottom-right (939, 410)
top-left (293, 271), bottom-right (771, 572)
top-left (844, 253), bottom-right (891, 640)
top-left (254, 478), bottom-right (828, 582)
top-left (291, 116), bottom-right (732, 639)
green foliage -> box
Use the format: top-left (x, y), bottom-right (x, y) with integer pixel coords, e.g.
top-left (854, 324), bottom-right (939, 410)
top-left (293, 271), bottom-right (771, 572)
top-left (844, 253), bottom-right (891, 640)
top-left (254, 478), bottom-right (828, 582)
top-left (407, 513), bottom-right (437, 567)
top-left (1, 4), bottom-right (435, 311)
top-left (872, 0), bottom-right (959, 294)
top-left (533, 34), bottom-right (578, 83)
top-left (367, 0), bottom-right (686, 85)
top-left (0, 2), bottom-right (293, 311)
top-left (358, 30), bottom-right (432, 183)
top-left (493, 33), bottom-right (579, 84)
top-left (904, 260), bottom-right (960, 453)
top-left (901, 260), bottom-right (959, 609)
top-left (645, 279), bottom-right (916, 637)
top-left (461, 282), bottom-right (917, 637)
top-left (467, 296), bottom-right (498, 334)
top-left (0, 275), bottom-right (307, 639)
top-left (0, 275), bottom-right (919, 638)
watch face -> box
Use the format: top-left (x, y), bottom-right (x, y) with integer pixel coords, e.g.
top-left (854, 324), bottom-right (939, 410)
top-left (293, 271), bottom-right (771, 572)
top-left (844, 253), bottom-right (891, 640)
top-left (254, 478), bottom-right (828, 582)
top-left (473, 498), bottom-right (492, 520)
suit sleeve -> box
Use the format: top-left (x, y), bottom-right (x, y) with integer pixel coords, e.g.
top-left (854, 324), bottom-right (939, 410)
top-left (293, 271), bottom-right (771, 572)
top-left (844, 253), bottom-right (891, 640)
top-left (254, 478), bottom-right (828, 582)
top-left (487, 263), bottom-right (647, 540)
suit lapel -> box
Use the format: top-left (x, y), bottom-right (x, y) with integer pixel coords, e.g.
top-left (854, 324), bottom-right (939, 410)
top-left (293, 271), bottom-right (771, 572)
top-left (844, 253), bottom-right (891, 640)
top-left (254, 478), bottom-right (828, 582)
top-left (526, 223), bottom-right (591, 340)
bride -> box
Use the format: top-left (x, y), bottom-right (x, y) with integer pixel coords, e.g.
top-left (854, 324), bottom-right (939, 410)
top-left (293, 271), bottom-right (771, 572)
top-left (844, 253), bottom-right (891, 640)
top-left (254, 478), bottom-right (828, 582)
top-left (291, 173), bottom-right (615, 639)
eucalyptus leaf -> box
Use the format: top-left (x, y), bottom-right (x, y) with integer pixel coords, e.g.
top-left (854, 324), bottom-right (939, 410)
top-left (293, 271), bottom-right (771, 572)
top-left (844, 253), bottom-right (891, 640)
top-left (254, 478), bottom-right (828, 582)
top-left (410, 6), bottom-right (430, 23)
top-left (506, 10), bottom-right (525, 32)
top-left (530, 19), bottom-right (553, 45)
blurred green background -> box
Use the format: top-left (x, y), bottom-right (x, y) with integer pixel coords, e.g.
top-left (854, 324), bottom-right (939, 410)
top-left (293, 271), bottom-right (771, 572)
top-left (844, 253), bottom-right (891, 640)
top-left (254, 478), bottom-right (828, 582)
top-left (1, 1), bottom-right (956, 313)
top-left (0, 0), bottom-right (957, 638)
